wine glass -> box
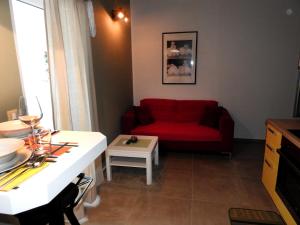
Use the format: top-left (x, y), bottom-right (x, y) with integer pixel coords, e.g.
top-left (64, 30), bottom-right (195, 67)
top-left (18, 96), bottom-right (44, 148)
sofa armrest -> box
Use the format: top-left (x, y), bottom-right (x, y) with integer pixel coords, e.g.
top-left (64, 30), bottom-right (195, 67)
top-left (218, 107), bottom-right (234, 153)
top-left (121, 107), bottom-right (137, 134)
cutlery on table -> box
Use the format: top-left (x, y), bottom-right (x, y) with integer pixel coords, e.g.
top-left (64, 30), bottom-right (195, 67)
top-left (0, 156), bottom-right (46, 190)
top-left (51, 130), bottom-right (60, 136)
top-left (46, 155), bottom-right (58, 158)
top-left (0, 153), bottom-right (35, 183)
top-left (45, 158), bottom-right (56, 163)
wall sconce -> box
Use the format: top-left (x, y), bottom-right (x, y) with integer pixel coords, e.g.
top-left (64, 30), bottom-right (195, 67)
top-left (111, 7), bottom-right (129, 23)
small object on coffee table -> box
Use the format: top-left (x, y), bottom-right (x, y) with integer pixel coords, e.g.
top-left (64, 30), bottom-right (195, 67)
top-left (126, 135), bottom-right (138, 144)
top-left (130, 135), bottom-right (138, 143)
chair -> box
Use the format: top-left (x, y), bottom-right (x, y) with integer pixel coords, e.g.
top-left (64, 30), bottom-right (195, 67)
top-left (16, 173), bottom-right (93, 225)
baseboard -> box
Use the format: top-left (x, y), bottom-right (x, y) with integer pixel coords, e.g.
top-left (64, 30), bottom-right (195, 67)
top-left (234, 138), bottom-right (264, 144)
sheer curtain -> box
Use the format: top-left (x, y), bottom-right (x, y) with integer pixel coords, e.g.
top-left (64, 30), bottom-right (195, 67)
top-left (44, 0), bottom-right (102, 219)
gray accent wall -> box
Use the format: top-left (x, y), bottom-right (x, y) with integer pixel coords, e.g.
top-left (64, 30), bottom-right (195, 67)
top-left (130, 0), bottom-right (300, 139)
top-left (0, 0), bottom-right (22, 122)
top-left (91, 0), bottom-right (133, 143)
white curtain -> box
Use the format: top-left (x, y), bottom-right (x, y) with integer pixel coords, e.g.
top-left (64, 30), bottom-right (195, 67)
top-left (44, 0), bottom-right (98, 131)
top-left (44, 0), bottom-right (101, 215)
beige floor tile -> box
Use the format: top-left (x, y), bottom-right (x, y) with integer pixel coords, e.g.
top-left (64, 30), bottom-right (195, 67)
top-left (236, 177), bottom-right (277, 211)
top-left (193, 156), bottom-right (236, 178)
top-left (127, 195), bottom-right (191, 225)
top-left (191, 200), bottom-right (231, 225)
top-left (193, 175), bottom-right (241, 204)
top-left (232, 159), bottom-right (263, 180)
top-left (141, 168), bottom-right (193, 200)
top-left (163, 156), bottom-right (194, 171)
top-left (85, 185), bottom-right (140, 225)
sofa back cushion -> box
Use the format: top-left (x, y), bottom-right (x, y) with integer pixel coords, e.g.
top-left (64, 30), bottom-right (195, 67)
top-left (175, 100), bottom-right (217, 122)
top-left (134, 106), bottom-right (154, 125)
top-left (140, 98), bottom-right (218, 123)
top-left (140, 99), bottom-right (177, 122)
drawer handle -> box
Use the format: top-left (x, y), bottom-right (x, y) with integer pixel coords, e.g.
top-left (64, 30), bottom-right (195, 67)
top-left (265, 159), bottom-right (272, 169)
top-left (266, 144), bottom-right (274, 153)
top-left (268, 127), bottom-right (276, 135)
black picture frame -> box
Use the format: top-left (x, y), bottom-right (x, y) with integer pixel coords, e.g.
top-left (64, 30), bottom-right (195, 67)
top-left (162, 31), bottom-right (198, 84)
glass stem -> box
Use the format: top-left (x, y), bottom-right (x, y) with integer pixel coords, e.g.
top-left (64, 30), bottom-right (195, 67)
top-left (31, 125), bottom-right (36, 149)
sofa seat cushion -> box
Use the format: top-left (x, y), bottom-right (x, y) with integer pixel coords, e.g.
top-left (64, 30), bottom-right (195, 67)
top-left (131, 121), bottom-right (222, 142)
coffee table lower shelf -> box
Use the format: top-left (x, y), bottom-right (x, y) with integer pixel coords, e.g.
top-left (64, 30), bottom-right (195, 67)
top-left (110, 157), bottom-right (146, 168)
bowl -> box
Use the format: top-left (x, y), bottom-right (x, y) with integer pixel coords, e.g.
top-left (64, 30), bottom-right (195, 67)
top-left (0, 120), bottom-right (31, 138)
top-left (0, 138), bottom-right (25, 164)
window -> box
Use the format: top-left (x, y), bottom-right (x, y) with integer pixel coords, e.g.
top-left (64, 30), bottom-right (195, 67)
top-left (10, 0), bottom-right (53, 129)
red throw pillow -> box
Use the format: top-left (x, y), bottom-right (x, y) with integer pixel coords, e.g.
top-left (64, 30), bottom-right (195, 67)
top-left (134, 106), bottom-right (154, 125)
top-left (199, 106), bottom-right (219, 128)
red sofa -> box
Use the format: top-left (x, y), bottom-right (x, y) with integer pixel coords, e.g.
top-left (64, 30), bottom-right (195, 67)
top-left (121, 98), bottom-right (234, 157)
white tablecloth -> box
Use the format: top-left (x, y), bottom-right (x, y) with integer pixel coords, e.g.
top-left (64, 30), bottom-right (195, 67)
top-left (0, 131), bottom-right (107, 215)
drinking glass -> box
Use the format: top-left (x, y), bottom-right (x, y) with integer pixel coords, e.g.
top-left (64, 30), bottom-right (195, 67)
top-left (34, 129), bottom-right (52, 156)
top-left (19, 96), bottom-right (44, 154)
top-left (18, 96), bottom-right (43, 134)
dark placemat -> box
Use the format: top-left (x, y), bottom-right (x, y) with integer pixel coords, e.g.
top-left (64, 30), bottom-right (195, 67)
top-left (229, 208), bottom-right (285, 225)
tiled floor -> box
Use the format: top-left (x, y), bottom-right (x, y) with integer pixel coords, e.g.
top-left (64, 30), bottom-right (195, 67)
top-left (85, 141), bottom-right (277, 225)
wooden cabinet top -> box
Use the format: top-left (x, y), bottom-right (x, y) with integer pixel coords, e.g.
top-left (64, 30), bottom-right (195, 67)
top-left (267, 119), bottom-right (300, 148)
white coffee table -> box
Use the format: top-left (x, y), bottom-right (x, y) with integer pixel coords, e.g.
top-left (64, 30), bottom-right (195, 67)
top-left (105, 135), bottom-right (158, 185)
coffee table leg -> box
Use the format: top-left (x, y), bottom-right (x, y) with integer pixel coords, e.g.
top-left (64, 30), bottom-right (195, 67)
top-left (146, 155), bottom-right (152, 185)
top-left (106, 153), bottom-right (112, 181)
top-left (154, 144), bottom-right (159, 166)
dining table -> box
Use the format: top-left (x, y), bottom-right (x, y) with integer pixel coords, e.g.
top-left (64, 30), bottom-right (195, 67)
top-left (0, 130), bottom-right (107, 216)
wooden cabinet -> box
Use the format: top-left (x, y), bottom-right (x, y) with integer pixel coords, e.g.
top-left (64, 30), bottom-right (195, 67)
top-left (262, 124), bottom-right (281, 198)
top-left (262, 122), bottom-right (297, 225)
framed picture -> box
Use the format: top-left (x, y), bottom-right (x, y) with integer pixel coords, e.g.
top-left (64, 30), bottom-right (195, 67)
top-left (162, 31), bottom-right (198, 84)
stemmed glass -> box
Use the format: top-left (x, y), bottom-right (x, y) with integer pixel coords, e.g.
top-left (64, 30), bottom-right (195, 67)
top-left (18, 96), bottom-right (44, 150)
top-left (18, 96), bottom-right (43, 130)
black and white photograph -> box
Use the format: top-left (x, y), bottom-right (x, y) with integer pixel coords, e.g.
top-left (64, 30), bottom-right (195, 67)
top-left (162, 31), bottom-right (197, 84)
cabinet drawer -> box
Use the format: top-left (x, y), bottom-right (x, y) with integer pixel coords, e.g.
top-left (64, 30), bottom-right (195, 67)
top-left (264, 144), bottom-right (276, 164)
top-left (266, 125), bottom-right (282, 149)
top-left (262, 158), bottom-right (277, 195)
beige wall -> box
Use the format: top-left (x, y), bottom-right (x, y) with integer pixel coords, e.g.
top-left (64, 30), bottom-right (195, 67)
top-left (92, 0), bottom-right (133, 143)
top-left (131, 0), bottom-right (300, 139)
top-left (0, 0), bottom-right (22, 122)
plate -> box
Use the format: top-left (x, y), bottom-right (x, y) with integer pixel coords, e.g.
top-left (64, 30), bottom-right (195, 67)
top-left (0, 147), bottom-right (32, 174)
top-left (0, 120), bottom-right (31, 138)
top-left (0, 139), bottom-right (24, 158)
top-left (0, 152), bottom-right (17, 164)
